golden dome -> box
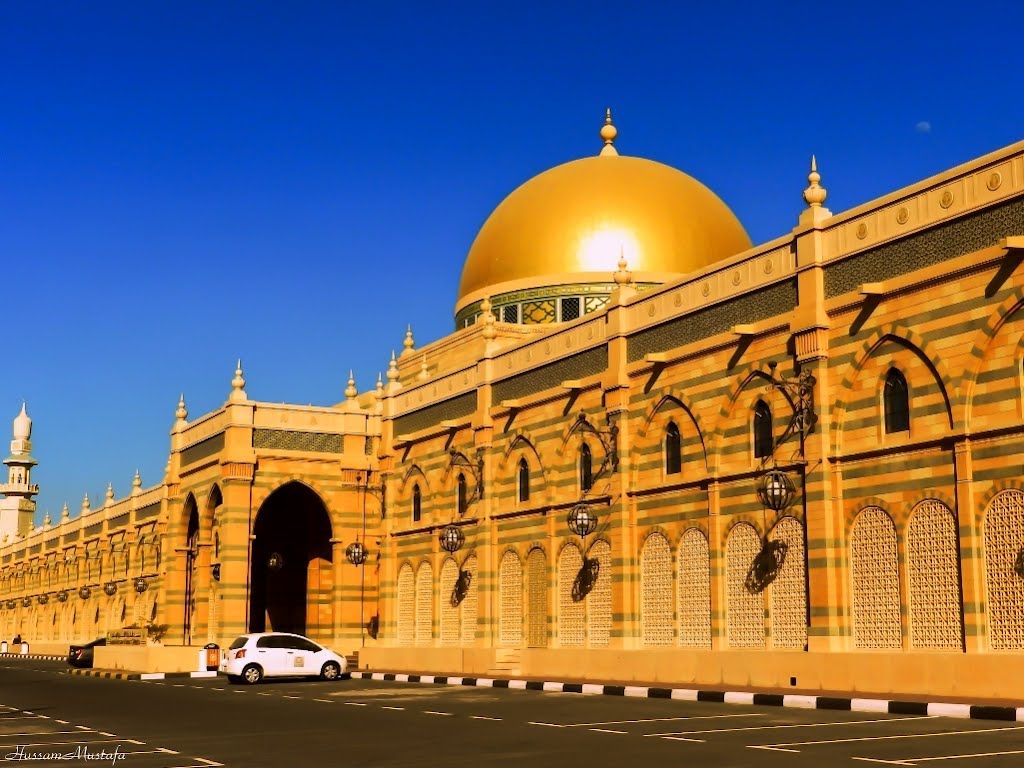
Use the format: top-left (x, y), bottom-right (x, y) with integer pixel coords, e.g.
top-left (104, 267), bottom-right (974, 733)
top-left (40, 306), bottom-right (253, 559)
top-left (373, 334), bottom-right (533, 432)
top-left (455, 115), bottom-right (751, 316)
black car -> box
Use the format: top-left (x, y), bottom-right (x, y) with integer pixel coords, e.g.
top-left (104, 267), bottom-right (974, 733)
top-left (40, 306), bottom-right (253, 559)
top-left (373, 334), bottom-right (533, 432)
top-left (67, 637), bottom-right (105, 668)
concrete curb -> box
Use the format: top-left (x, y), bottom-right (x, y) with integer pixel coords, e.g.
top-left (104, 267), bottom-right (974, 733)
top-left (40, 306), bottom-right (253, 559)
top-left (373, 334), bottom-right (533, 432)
top-left (69, 668), bottom-right (219, 681)
top-left (0, 652), bottom-right (65, 661)
top-left (348, 671), bottom-right (1024, 723)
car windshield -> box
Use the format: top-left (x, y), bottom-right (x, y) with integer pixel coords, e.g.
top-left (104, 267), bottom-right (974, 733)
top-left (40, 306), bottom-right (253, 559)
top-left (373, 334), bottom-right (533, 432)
top-left (228, 636), bottom-right (248, 650)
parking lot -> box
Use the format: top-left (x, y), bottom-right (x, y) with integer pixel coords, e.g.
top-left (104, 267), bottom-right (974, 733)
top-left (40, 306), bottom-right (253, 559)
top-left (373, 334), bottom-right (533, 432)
top-left (1, 658), bottom-right (1023, 766)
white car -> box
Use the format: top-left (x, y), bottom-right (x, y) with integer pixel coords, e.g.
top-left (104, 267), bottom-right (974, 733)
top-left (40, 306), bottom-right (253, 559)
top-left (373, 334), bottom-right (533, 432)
top-left (220, 632), bottom-right (347, 685)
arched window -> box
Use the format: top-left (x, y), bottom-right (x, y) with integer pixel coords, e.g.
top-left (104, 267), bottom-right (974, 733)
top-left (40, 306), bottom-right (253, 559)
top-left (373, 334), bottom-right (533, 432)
top-left (518, 458), bottom-right (530, 503)
top-left (665, 421), bottom-right (682, 475)
top-left (412, 484), bottom-right (422, 523)
top-left (579, 443), bottom-right (593, 493)
top-left (883, 368), bottom-right (910, 434)
top-left (456, 474), bottom-right (468, 517)
top-left (753, 400), bottom-right (773, 459)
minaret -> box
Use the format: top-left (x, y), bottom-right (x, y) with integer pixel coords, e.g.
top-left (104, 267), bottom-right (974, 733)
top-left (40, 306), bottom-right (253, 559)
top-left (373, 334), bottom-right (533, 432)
top-left (0, 403), bottom-right (39, 539)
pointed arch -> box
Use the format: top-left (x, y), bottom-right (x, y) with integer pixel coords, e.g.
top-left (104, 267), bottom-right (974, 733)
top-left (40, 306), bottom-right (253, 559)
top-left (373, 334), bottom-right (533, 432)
top-left (707, 367), bottom-right (796, 474)
top-left (634, 392), bottom-right (709, 473)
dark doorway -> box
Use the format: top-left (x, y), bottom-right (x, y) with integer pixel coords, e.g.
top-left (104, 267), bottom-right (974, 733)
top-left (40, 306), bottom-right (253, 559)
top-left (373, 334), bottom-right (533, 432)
top-left (183, 501), bottom-right (199, 644)
top-left (249, 483), bottom-right (333, 638)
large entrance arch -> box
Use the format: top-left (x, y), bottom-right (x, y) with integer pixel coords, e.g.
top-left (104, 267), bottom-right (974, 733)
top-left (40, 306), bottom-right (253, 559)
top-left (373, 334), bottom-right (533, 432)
top-left (182, 497), bottom-right (200, 644)
top-left (249, 482), bottom-right (333, 638)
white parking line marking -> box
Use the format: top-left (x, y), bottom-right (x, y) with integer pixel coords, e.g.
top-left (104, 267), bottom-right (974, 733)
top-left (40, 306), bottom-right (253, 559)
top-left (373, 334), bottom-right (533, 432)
top-left (850, 759), bottom-right (914, 766)
top-left (98, 731), bottom-right (117, 736)
top-left (748, 725), bottom-right (1024, 752)
top-left (55, 719), bottom-right (68, 724)
top-left (589, 728), bottom-right (627, 734)
top-left (381, 706), bottom-right (404, 711)
top-left (172, 684), bottom-right (185, 688)
top-left (211, 687), bottom-right (225, 691)
top-left (855, 749), bottom-right (1024, 765)
top-left (344, 702), bottom-right (367, 706)
top-left (528, 722), bottom-right (565, 727)
top-left (74, 725), bottom-right (92, 730)
top-left (313, 699), bottom-right (332, 703)
top-left (648, 715), bottom-right (931, 738)
top-left (157, 747), bottom-right (180, 754)
top-left (257, 692), bottom-right (271, 696)
top-left (127, 739), bottom-right (144, 745)
top-left (424, 710), bottom-right (452, 716)
top-left (553, 713), bottom-right (765, 728)
top-left (471, 716), bottom-right (501, 721)
top-left (232, 690), bottom-right (246, 693)
top-left (283, 696), bottom-right (301, 699)
top-left (193, 759), bottom-right (225, 766)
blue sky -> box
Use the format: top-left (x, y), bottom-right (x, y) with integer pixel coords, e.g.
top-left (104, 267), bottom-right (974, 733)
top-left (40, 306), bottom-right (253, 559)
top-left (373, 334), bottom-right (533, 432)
top-left (3, 1), bottom-right (1023, 520)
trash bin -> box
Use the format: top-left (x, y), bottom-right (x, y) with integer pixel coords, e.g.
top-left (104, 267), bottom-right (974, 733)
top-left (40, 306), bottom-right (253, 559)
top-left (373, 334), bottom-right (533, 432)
top-left (0, 640), bottom-right (7, 653)
top-left (19, 642), bottom-right (29, 655)
top-left (203, 643), bottom-right (220, 672)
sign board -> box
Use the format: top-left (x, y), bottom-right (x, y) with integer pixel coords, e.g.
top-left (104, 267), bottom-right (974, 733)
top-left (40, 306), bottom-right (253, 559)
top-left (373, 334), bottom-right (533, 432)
top-left (106, 628), bottom-right (145, 646)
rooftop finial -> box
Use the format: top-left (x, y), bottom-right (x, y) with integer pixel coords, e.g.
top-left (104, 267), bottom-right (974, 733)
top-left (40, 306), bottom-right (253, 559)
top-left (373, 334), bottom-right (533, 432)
top-left (132, 469), bottom-right (142, 493)
top-left (105, 482), bottom-right (115, 505)
top-left (613, 247), bottom-right (632, 286)
top-left (599, 108), bottom-right (618, 157)
top-left (480, 296), bottom-right (497, 340)
top-left (345, 370), bottom-right (358, 401)
top-left (375, 372), bottom-right (384, 397)
top-left (229, 359), bottom-right (247, 403)
top-left (387, 350), bottom-right (400, 383)
top-left (402, 325), bottom-right (415, 355)
top-left (803, 154), bottom-right (827, 208)
top-left (175, 394), bottom-right (188, 423)
top-left (43, 510), bottom-right (51, 529)
top-left (81, 493), bottom-right (90, 515)
top-left (61, 502), bottom-right (70, 521)
top-left (12, 402), bottom-right (31, 441)
top-left (418, 355), bottom-right (430, 381)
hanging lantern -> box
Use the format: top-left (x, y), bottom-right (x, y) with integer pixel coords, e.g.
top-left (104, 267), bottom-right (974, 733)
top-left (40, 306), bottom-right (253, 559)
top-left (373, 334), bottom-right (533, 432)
top-left (567, 502), bottom-right (598, 538)
top-left (6, 600), bottom-right (15, 610)
top-left (756, 469), bottom-right (795, 512)
top-left (134, 577), bottom-right (148, 594)
top-left (439, 524), bottom-right (465, 554)
top-left (57, 591), bottom-right (68, 603)
top-left (79, 586), bottom-right (91, 600)
top-left (37, 594), bottom-right (49, 605)
top-left (345, 541), bottom-right (368, 566)
top-left (267, 552), bottom-right (284, 571)
top-left (22, 597), bottom-right (31, 607)
top-left (103, 582), bottom-right (117, 596)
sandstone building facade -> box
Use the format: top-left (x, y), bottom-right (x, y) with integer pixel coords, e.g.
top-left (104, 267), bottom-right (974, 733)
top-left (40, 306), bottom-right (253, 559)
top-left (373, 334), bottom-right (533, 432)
top-left (2, 114), bottom-right (1024, 699)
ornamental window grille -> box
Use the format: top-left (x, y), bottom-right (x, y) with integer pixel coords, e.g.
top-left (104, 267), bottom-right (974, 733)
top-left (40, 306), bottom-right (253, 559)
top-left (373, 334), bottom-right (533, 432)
top-left (753, 401), bottom-right (773, 459)
top-left (665, 421), bottom-right (682, 476)
top-left (412, 484), bottom-right (422, 523)
top-left (579, 444), bottom-right (593, 493)
top-left (884, 369), bottom-right (910, 434)
top-left (460, 554), bottom-right (478, 645)
top-left (439, 558), bottom-right (460, 647)
top-left (502, 304), bottom-right (519, 323)
top-left (726, 523), bottom-right (765, 648)
top-left (397, 563), bottom-right (414, 647)
top-left (907, 500), bottom-right (963, 650)
top-left (983, 489), bottom-right (1024, 650)
top-left (768, 517), bottom-right (807, 650)
top-left (560, 297), bottom-right (581, 322)
top-left (456, 474), bottom-right (468, 517)
top-left (851, 507), bottom-right (902, 649)
top-left (587, 540), bottom-right (612, 648)
top-left (558, 544), bottom-right (585, 647)
top-left (640, 533), bottom-right (673, 647)
top-left (498, 550), bottom-right (523, 647)
top-left (518, 458), bottom-right (530, 504)
top-left (414, 561), bottom-right (433, 646)
top-left (526, 548), bottom-right (547, 648)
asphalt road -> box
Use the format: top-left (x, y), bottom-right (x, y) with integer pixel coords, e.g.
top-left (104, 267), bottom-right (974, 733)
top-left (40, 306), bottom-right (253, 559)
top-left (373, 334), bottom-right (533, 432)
top-left (1, 659), bottom-right (1023, 767)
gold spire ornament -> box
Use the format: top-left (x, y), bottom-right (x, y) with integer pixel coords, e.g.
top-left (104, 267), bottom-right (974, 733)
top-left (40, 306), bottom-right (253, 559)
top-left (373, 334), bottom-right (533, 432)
top-left (613, 249), bottom-right (632, 286)
top-left (803, 155), bottom-right (827, 208)
top-left (402, 325), bottom-right (415, 356)
top-left (105, 482), bottom-right (115, 505)
top-left (61, 502), bottom-right (70, 521)
top-left (132, 469), bottom-right (142, 494)
top-left (175, 394), bottom-right (188, 422)
top-left (418, 355), bottom-right (430, 381)
top-left (387, 351), bottom-right (400, 383)
top-left (81, 493), bottom-right (91, 515)
top-left (600, 108), bottom-right (618, 156)
top-left (345, 370), bottom-right (358, 401)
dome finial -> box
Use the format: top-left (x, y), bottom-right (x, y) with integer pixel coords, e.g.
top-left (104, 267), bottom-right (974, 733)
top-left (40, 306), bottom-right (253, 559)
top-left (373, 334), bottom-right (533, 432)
top-left (345, 370), bottom-right (358, 401)
top-left (599, 108), bottom-right (619, 157)
top-left (418, 355), bottom-right (429, 381)
top-left (175, 393), bottom-right (188, 423)
top-left (402, 325), bottom-right (415, 356)
top-left (230, 359), bottom-right (247, 402)
top-left (803, 154), bottom-right (827, 208)
top-left (613, 247), bottom-right (632, 286)
top-left (387, 350), bottom-right (400, 383)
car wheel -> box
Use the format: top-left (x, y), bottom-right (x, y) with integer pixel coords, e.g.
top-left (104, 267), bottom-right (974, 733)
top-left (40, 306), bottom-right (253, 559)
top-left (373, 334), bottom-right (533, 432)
top-left (320, 661), bottom-right (341, 681)
top-left (241, 664), bottom-right (263, 685)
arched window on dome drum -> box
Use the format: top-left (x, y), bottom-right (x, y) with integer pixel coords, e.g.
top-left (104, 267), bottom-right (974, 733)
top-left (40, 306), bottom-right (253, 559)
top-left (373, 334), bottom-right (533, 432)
top-left (457, 474), bottom-right (468, 517)
top-left (579, 443), bottom-right (593, 493)
top-left (518, 458), bottom-right (530, 504)
top-left (884, 368), bottom-right (910, 434)
top-left (665, 421), bottom-right (682, 475)
top-left (753, 400), bottom-right (773, 459)
top-left (412, 484), bottom-right (422, 523)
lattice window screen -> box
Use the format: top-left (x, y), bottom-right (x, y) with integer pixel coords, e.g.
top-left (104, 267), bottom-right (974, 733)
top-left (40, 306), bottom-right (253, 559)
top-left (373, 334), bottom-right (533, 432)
top-left (851, 507), bottom-right (902, 649)
top-left (397, 564), bottom-right (414, 646)
top-left (908, 500), bottom-right (963, 650)
top-left (984, 490), bottom-right (1024, 651)
top-left (526, 548), bottom-right (547, 648)
top-left (641, 533), bottom-right (673, 647)
top-left (460, 554), bottom-right (478, 645)
top-left (769, 517), bottom-right (807, 650)
top-left (679, 528), bottom-right (711, 648)
top-left (439, 558), bottom-right (459, 647)
top-left (498, 551), bottom-right (523, 646)
top-left (587, 540), bottom-right (612, 648)
top-left (558, 545), bottom-right (584, 647)
top-left (726, 523), bottom-right (765, 649)
top-left (414, 562), bottom-right (433, 646)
